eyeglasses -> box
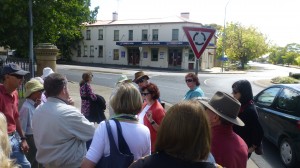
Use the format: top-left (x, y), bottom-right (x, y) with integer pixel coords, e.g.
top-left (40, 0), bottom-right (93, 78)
top-left (141, 92), bottom-right (151, 96)
top-left (136, 78), bottom-right (145, 84)
top-left (185, 79), bottom-right (193, 83)
top-left (9, 74), bottom-right (24, 80)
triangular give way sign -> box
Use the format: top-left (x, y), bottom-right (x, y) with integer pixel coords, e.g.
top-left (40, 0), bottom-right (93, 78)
top-left (183, 27), bottom-right (216, 59)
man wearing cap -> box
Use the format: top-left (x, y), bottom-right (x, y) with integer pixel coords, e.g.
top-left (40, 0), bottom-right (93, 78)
top-left (0, 63), bottom-right (31, 167)
top-left (19, 79), bottom-right (44, 168)
top-left (32, 73), bottom-right (95, 167)
top-left (199, 91), bottom-right (248, 168)
top-left (133, 71), bottom-right (162, 104)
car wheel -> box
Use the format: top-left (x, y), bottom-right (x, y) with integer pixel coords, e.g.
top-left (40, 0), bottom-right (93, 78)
top-left (280, 138), bottom-right (297, 168)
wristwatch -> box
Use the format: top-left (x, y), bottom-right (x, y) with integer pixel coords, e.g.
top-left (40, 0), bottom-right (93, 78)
top-left (21, 137), bottom-right (27, 141)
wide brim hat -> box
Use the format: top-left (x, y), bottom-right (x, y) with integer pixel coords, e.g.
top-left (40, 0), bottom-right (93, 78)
top-left (199, 91), bottom-right (245, 126)
top-left (1, 63), bottom-right (29, 76)
top-left (41, 67), bottom-right (54, 79)
top-left (133, 71), bottom-right (149, 82)
top-left (25, 79), bottom-right (44, 98)
top-left (117, 75), bottom-right (132, 84)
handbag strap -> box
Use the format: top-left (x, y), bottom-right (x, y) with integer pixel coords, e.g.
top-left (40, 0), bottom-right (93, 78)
top-left (111, 118), bottom-right (132, 155)
top-left (104, 120), bottom-right (119, 154)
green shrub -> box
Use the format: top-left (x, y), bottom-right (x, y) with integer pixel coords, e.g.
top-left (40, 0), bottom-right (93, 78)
top-left (271, 76), bottom-right (299, 84)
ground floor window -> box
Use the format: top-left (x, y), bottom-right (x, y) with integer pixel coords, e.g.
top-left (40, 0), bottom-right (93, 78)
top-left (83, 45), bottom-right (87, 57)
top-left (98, 45), bottom-right (103, 57)
top-left (151, 48), bottom-right (158, 61)
top-left (77, 45), bottom-right (81, 57)
top-left (188, 49), bottom-right (195, 61)
top-left (90, 46), bottom-right (94, 57)
top-left (113, 49), bottom-right (119, 60)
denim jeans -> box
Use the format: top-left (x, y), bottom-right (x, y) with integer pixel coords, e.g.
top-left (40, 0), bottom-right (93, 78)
top-left (9, 133), bottom-right (31, 168)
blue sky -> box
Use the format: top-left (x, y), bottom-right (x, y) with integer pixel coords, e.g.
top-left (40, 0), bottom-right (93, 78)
top-left (91, 0), bottom-right (300, 47)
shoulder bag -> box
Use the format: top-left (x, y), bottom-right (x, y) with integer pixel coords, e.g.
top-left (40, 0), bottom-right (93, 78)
top-left (96, 119), bottom-right (134, 168)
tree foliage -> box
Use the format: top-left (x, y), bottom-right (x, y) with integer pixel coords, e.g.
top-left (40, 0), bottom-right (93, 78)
top-left (0, 0), bottom-right (98, 59)
top-left (268, 43), bottom-right (300, 66)
top-left (216, 22), bottom-right (269, 69)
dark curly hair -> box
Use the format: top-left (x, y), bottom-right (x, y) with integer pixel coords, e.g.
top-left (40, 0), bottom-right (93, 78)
top-left (141, 83), bottom-right (160, 100)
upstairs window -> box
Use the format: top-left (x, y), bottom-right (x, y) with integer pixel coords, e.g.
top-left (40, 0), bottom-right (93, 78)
top-left (86, 30), bottom-right (91, 40)
top-left (142, 29), bottom-right (148, 41)
top-left (98, 29), bottom-right (103, 40)
top-left (152, 29), bottom-right (158, 41)
top-left (114, 30), bottom-right (119, 41)
top-left (129, 30), bottom-right (133, 41)
top-left (172, 29), bottom-right (179, 41)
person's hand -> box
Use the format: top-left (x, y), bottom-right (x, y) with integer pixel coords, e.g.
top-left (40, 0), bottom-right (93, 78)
top-left (146, 111), bottom-right (154, 122)
top-left (67, 97), bottom-right (75, 106)
top-left (20, 140), bottom-right (29, 153)
top-left (34, 98), bottom-right (41, 108)
top-left (248, 146), bottom-right (256, 153)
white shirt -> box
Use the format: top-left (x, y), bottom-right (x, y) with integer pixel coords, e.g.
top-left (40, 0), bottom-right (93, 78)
top-left (86, 120), bottom-right (151, 163)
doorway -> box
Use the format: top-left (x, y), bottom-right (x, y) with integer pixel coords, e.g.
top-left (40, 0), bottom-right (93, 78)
top-left (168, 48), bottom-right (182, 68)
top-left (128, 48), bottom-right (140, 65)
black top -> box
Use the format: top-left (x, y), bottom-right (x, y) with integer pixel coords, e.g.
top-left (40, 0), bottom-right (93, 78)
top-left (129, 152), bottom-right (217, 168)
top-left (233, 103), bottom-right (264, 148)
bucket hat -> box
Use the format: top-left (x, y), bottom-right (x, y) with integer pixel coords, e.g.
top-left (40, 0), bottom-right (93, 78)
top-left (133, 71), bottom-right (149, 83)
top-left (25, 79), bottom-right (44, 98)
top-left (116, 75), bottom-right (132, 84)
top-left (1, 63), bottom-right (29, 76)
top-left (199, 91), bottom-right (244, 126)
top-left (41, 67), bottom-right (54, 79)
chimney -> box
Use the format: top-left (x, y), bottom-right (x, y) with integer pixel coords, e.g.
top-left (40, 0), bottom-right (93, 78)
top-left (180, 12), bottom-right (190, 19)
top-left (112, 12), bottom-right (118, 21)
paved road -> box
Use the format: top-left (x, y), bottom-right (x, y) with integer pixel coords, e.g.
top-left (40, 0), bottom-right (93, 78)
top-left (57, 62), bottom-right (300, 168)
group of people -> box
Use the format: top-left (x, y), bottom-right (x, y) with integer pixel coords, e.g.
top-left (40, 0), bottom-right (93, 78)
top-left (0, 63), bottom-right (264, 168)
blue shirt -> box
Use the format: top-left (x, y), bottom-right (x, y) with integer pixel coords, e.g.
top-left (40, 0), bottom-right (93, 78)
top-left (19, 99), bottom-right (36, 135)
top-left (183, 86), bottom-right (205, 100)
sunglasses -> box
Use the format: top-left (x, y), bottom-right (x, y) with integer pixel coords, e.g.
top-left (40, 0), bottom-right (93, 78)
top-left (136, 78), bottom-right (145, 84)
top-left (9, 74), bottom-right (24, 79)
top-left (185, 79), bottom-right (193, 83)
top-left (141, 92), bottom-right (151, 96)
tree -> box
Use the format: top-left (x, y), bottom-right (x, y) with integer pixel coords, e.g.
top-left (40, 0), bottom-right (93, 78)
top-left (216, 22), bottom-right (269, 69)
top-left (0, 0), bottom-right (98, 59)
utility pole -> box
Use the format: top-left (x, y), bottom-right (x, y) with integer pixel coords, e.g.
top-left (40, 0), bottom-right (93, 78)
top-left (221, 0), bottom-right (230, 72)
top-left (29, 0), bottom-right (34, 77)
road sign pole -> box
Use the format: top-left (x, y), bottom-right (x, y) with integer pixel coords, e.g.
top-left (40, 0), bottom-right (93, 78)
top-left (195, 59), bottom-right (199, 75)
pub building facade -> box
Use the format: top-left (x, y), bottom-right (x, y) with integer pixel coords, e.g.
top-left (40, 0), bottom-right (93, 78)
top-left (71, 12), bottom-right (217, 70)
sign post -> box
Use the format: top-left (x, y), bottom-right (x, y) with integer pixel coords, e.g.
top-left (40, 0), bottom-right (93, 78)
top-left (183, 27), bottom-right (216, 75)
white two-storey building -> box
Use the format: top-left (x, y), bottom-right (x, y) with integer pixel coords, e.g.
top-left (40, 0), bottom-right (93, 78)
top-left (71, 12), bottom-right (217, 70)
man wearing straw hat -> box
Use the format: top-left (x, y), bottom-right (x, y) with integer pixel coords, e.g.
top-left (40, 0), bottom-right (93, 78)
top-left (19, 79), bottom-right (44, 168)
top-left (199, 91), bottom-right (248, 168)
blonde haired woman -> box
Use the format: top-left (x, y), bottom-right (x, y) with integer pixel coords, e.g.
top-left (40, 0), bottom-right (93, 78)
top-left (81, 83), bottom-right (150, 168)
top-left (0, 113), bottom-right (18, 168)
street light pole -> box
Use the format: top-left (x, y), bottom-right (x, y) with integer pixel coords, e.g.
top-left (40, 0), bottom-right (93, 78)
top-left (221, 0), bottom-right (230, 72)
top-left (29, 0), bottom-right (34, 77)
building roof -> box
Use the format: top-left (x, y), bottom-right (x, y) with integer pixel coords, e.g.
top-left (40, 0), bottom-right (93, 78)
top-left (85, 16), bottom-right (203, 27)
